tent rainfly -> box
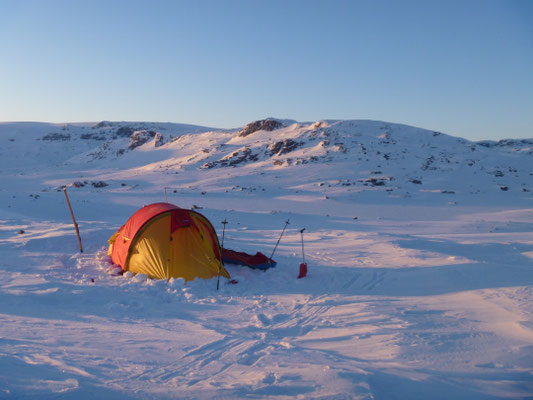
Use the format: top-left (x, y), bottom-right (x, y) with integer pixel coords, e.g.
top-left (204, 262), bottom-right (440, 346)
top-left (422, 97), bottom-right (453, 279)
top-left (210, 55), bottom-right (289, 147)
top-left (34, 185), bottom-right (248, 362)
top-left (108, 202), bottom-right (230, 281)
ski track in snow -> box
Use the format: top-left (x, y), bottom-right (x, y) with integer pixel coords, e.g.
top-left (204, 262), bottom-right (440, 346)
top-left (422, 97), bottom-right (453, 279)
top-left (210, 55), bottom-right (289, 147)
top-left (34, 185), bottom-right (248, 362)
top-left (0, 120), bottom-right (532, 399)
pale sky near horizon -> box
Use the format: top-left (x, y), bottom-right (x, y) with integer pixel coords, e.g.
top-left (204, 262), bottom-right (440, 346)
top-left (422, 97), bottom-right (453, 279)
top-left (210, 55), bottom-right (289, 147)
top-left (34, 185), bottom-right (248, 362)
top-left (1, 0), bottom-right (532, 140)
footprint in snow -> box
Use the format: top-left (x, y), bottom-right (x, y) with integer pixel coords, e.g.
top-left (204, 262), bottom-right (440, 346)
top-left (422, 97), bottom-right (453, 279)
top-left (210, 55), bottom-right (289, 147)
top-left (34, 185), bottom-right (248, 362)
top-left (262, 372), bottom-right (276, 384)
top-left (257, 313), bottom-right (271, 326)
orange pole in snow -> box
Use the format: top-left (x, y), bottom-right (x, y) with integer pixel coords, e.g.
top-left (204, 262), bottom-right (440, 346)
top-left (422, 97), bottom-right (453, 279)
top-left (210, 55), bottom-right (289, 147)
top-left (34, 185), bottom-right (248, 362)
top-left (63, 186), bottom-right (83, 253)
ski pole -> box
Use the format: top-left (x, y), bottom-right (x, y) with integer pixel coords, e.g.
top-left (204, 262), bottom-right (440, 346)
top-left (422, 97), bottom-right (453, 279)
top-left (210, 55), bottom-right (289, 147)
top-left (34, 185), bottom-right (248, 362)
top-left (269, 219), bottom-right (290, 261)
top-left (300, 228), bottom-right (306, 264)
top-left (217, 218), bottom-right (228, 291)
top-left (164, 187), bottom-right (172, 203)
top-left (221, 218), bottom-right (228, 248)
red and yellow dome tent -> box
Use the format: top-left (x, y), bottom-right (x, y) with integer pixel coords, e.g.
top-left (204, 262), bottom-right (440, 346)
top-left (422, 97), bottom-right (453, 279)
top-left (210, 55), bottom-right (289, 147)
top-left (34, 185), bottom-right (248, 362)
top-left (108, 203), bottom-right (230, 281)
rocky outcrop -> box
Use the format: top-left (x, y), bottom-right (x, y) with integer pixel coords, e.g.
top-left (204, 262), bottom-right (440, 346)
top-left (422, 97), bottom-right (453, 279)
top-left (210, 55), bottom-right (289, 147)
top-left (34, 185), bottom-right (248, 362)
top-left (81, 133), bottom-right (106, 140)
top-left (115, 126), bottom-right (135, 138)
top-left (202, 147), bottom-right (259, 169)
top-left (42, 133), bottom-right (71, 141)
top-left (154, 132), bottom-right (164, 147)
top-left (267, 139), bottom-right (302, 156)
top-left (128, 130), bottom-right (159, 150)
top-left (238, 119), bottom-right (284, 137)
top-left (93, 121), bottom-right (113, 129)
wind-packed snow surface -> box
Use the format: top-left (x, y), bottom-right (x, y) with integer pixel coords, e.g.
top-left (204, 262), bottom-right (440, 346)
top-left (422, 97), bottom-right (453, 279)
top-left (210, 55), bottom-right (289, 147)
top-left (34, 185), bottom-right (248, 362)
top-left (0, 119), bottom-right (532, 399)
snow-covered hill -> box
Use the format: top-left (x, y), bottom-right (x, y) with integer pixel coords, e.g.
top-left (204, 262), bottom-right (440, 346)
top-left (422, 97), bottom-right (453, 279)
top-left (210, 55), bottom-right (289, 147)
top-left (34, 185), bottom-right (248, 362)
top-left (0, 119), bottom-right (532, 399)
top-left (1, 118), bottom-right (531, 205)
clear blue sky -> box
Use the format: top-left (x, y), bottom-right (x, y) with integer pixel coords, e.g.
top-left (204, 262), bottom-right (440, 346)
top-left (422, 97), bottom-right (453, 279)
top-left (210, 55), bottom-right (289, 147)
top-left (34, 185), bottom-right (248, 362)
top-left (1, 0), bottom-right (532, 140)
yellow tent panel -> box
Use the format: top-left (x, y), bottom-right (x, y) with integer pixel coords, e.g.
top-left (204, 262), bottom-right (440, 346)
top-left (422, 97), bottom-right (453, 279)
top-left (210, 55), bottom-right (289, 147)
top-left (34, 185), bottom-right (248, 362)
top-left (124, 211), bottom-right (229, 281)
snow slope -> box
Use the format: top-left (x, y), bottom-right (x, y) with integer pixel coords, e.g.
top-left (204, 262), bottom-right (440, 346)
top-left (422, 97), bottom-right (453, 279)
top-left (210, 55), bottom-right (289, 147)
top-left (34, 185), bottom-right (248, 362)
top-left (0, 119), bottom-right (532, 399)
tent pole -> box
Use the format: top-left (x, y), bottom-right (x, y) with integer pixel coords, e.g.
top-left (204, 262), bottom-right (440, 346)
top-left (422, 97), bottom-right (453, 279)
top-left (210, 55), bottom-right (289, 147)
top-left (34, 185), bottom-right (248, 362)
top-left (217, 218), bottom-right (228, 290)
top-left (63, 186), bottom-right (83, 253)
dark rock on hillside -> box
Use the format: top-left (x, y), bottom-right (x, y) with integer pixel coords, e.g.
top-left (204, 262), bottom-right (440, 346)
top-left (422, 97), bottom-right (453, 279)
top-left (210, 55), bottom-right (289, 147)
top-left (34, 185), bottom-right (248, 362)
top-left (378, 132), bottom-right (397, 145)
top-left (92, 181), bottom-right (108, 188)
top-left (93, 121), bottom-right (113, 129)
top-left (267, 139), bottom-right (301, 156)
top-left (42, 133), bottom-right (71, 141)
top-left (359, 177), bottom-right (394, 187)
top-left (202, 147), bottom-right (259, 169)
top-left (72, 180), bottom-right (108, 188)
top-left (223, 148), bottom-right (259, 166)
top-left (421, 156), bottom-right (436, 171)
top-left (115, 126), bottom-right (135, 138)
top-left (360, 178), bottom-right (385, 186)
top-left (238, 119), bottom-right (284, 137)
top-left (477, 138), bottom-right (533, 154)
top-left (81, 133), bottom-right (106, 140)
top-left (128, 130), bottom-right (159, 150)
top-left (333, 143), bottom-right (348, 153)
top-left (154, 132), bottom-right (164, 147)
top-left (478, 138), bottom-right (533, 148)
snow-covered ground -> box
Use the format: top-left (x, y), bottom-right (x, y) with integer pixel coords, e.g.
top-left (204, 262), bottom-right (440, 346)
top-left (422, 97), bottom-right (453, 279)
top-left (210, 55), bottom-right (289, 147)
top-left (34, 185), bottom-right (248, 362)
top-left (0, 119), bottom-right (532, 399)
